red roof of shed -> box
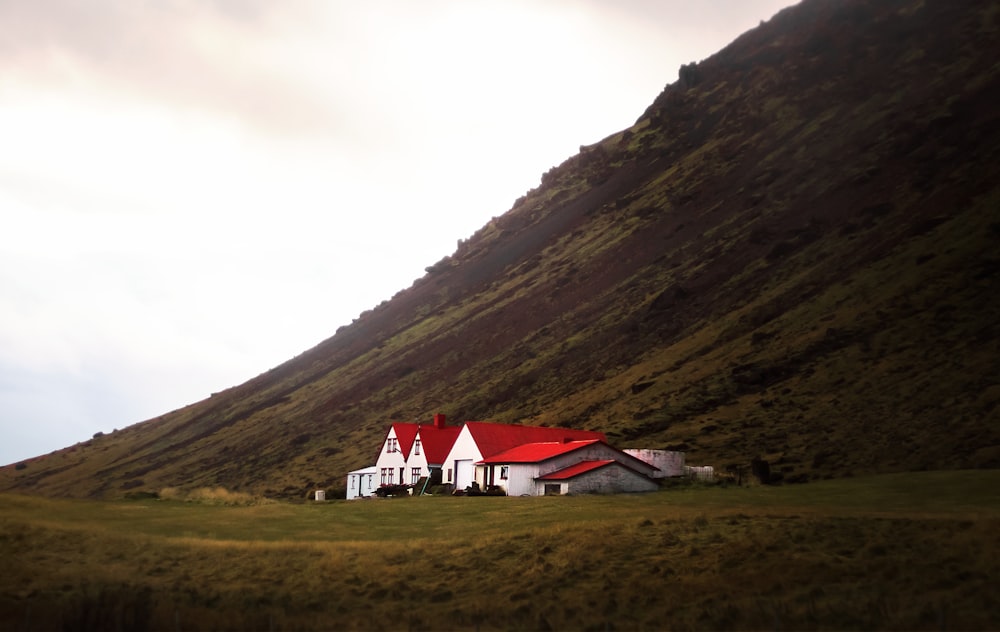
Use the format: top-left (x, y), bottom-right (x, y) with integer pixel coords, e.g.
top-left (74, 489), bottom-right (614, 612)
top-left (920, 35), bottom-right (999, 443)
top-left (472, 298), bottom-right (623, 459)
top-left (537, 460), bottom-right (616, 480)
top-left (463, 422), bottom-right (606, 459)
top-left (478, 440), bottom-right (601, 464)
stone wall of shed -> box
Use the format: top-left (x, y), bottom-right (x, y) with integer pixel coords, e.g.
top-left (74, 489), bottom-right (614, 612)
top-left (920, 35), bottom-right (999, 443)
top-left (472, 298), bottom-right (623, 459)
top-left (538, 465), bottom-right (658, 495)
top-left (623, 449), bottom-right (685, 477)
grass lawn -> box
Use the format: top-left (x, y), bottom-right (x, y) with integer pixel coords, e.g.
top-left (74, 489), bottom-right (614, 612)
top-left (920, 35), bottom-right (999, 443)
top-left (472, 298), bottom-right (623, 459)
top-left (2, 471), bottom-right (998, 630)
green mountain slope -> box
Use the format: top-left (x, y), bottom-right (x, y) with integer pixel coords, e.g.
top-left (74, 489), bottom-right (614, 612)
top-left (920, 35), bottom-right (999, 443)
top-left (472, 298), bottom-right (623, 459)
top-left (3, 0), bottom-right (998, 498)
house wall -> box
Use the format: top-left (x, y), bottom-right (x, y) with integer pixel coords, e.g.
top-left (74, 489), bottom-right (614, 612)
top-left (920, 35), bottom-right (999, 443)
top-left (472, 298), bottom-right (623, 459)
top-left (504, 463), bottom-right (542, 496)
top-left (407, 434), bottom-right (429, 484)
top-left (623, 449), bottom-right (685, 478)
top-left (440, 425), bottom-right (483, 487)
top-left (536, 464), bottom-right (659, 495)
top-left (374, 426), bottom-right (408, 486)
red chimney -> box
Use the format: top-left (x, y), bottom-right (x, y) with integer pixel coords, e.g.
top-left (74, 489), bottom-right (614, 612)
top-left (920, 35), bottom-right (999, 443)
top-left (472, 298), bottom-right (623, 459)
top-left (434, 413), bottom-right (446, 429)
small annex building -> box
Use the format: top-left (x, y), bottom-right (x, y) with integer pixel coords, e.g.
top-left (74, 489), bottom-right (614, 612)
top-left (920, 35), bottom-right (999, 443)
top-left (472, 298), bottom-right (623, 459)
top-left (345, 466), bottom-right (377, 500)
top-left (478, 439), bottom-right (660, 496)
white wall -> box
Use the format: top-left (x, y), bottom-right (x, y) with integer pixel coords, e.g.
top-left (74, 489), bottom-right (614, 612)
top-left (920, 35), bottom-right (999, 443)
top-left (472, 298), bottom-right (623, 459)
top-left (623, 449), bottom-right (685, 477)
top-left (407, 430), bottom-right (429, 483)
top-left (503, 463), bottom-right (542, 496)
top-left (440, 425), bottom-right (483, 487)
top-left (374, 426), bottom-right (407, 486)
top-left (346, 467), bottom-right (377, 500)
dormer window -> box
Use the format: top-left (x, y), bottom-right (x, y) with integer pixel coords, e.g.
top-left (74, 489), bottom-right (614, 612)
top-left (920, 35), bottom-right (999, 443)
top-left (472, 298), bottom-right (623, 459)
top-left (387, 438), bottom-right (398, 453)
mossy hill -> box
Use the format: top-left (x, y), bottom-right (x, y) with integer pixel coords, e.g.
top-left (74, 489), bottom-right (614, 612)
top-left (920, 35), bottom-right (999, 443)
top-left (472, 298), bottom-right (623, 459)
top-left (3, 0), bottom-right (998, 499)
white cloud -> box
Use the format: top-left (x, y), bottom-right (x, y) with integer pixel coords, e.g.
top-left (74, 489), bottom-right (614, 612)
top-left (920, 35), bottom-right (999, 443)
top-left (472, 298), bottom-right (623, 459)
top-left (0, 1), bottom-right (794, 466)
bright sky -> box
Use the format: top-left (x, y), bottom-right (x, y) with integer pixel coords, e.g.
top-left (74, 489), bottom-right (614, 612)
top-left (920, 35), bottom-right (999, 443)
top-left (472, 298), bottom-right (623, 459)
top-left (0, 0), bottom-right (793, 466)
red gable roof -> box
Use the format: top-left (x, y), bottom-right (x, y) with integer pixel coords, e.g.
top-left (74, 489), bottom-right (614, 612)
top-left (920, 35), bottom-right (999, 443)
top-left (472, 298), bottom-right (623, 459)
top-left (416, 424), bottom-right (462, 465)
top-left (537, 460), bottom-right (616, 480)
top-left (385, 423), bottom-right (419, 459)
top-left (463, 422), bottom-right (606, 459)
top-left (479, 440), bottom-right (601, 464)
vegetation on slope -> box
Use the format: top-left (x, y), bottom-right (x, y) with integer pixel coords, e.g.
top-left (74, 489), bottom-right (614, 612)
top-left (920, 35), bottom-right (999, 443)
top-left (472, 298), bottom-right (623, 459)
top-left (1, 0), bottom-right (998, 498)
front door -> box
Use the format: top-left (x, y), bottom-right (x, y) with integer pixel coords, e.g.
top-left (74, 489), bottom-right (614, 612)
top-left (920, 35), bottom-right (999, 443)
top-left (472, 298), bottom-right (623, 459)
top-left (454, 459), bottom-right (473, 489)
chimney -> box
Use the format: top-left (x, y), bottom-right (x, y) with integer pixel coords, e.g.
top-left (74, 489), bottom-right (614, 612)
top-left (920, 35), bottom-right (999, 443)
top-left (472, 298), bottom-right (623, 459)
top-left (434, 413), bottom-right (446, 429)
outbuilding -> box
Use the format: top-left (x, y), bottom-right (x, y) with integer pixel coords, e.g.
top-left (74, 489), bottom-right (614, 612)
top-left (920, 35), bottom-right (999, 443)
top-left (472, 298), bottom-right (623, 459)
top-left (477, 438), bottom-right (660, 496)
top-left (346, 466), bottom-right (377, 500)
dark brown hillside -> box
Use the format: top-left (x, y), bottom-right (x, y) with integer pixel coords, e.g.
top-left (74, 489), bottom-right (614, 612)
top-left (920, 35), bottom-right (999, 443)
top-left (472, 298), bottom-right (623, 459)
top-left (2, 0), bottom-right (998, 498)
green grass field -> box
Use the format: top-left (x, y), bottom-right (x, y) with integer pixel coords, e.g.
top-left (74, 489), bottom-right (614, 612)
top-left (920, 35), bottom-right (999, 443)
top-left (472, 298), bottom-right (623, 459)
top-left (2, 471), bottom-right (998, 630)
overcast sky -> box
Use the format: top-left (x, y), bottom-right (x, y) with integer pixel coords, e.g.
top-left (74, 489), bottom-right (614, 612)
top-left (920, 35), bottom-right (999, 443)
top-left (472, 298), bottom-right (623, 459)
top-left (0, 0), bottom-right (794, 466)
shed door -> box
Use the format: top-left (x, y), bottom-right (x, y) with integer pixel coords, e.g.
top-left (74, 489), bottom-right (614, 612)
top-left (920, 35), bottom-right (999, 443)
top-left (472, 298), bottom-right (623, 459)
top-left (454, 459), bottom-right (473, 489)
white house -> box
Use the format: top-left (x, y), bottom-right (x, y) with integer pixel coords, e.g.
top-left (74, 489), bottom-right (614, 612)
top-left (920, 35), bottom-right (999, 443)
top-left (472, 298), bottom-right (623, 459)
top-left (408, 415), bottom-right (462, 489)
top-left (348, 414), bottom-right (679, 498)
top-left (478, 439), bottom-right (660, 496)
top-left (438, 422), bottom-right (606, 491)
top-left (346, 466), bottom-right (377, 500)
top-left (351, 414), bottom-right (461, 498)
top-left (373, 422), bottom-right (416, 488)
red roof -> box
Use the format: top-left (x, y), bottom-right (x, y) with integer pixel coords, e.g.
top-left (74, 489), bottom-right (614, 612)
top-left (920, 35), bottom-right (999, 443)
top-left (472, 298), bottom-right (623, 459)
top-left (415, 424), bottom-right (462, 465)
top-left (479, 440), bottom-right (601, 464)
top-left (537, 460), bottom-right (616, 480)
top-left (392, 423), bottom-right (419, 458)
top-left (463, 422), bottom-right (606, 459)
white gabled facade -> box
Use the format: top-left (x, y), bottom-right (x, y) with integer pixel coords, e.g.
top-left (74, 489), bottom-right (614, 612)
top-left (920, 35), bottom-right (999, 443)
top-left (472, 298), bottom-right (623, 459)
top-left (439, 423), bottom-right (483, 489)
top-left (373, 425), bottom-right (409, 487)
top-left (405, 434), bottom-right (428, 485)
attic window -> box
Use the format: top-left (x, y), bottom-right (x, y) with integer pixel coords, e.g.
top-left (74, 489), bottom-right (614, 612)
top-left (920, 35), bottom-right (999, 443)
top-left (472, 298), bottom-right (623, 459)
top-left (387, 438), bottom-right (398, 453)
top-left (415, 438), bottom-right (421, 455)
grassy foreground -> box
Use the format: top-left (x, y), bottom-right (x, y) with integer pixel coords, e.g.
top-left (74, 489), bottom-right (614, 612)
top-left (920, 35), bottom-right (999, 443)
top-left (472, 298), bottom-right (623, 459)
top-left (1, 471), bottom-right (998, 631)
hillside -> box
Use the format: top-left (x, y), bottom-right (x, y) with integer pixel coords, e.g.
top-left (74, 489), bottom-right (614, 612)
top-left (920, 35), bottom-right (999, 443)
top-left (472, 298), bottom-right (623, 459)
top-left (2, 0), bottom-right (998, 499)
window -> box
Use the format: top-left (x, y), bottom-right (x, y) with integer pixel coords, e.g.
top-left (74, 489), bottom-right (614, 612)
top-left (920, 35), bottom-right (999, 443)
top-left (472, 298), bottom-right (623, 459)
top-left (367, 474), bottom-right (373, 489)
top-left (388, 468), bottom-right (395, 484)
top-left (500, 465), bottom-right (509, 480)
top-left (447, 468), bottom-right (452, 483)
top-left (414, 438), bottom-right (421, 455)
top-left (386, 438), bottom-right (398, 453)
top-left (380, 468), bottom-right (387, 485)
top-left (350, 476), bottom-right (355, 490)
top-left (412, 468), bottom-right (421, 484)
